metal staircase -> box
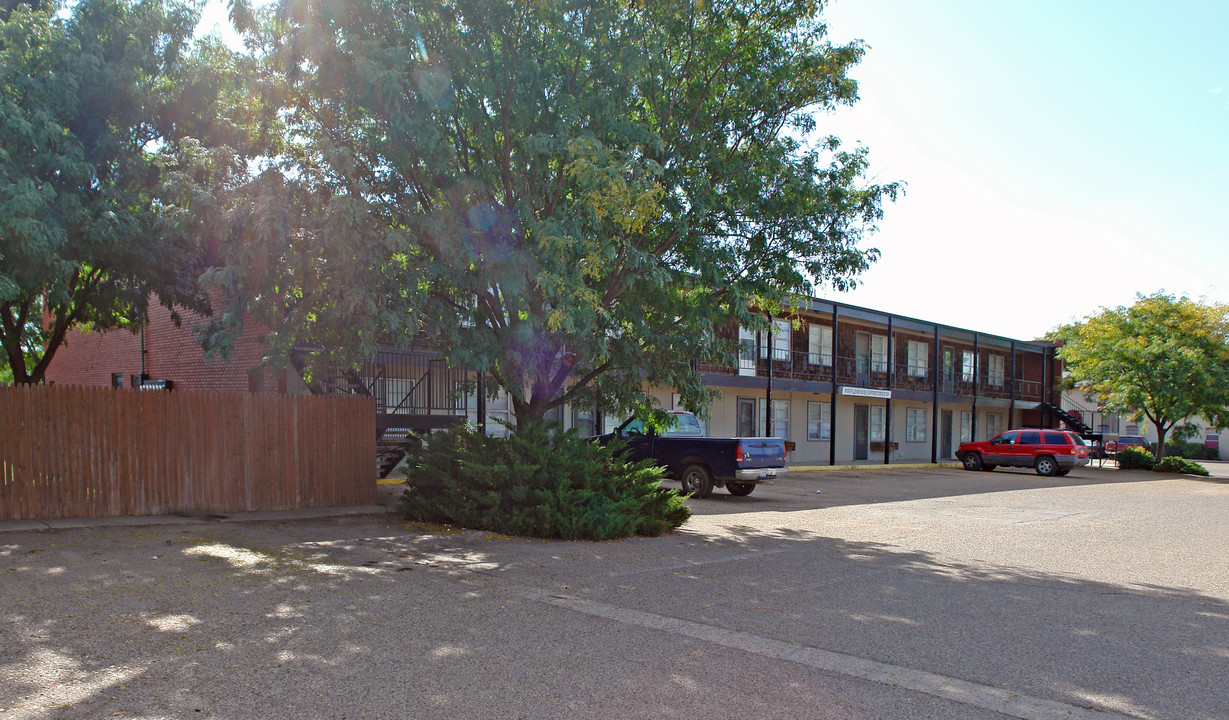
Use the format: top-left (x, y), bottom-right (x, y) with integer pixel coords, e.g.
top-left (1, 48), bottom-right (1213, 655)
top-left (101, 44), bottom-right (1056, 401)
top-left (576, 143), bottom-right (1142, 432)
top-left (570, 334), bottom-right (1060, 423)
top-left (291, 347), bottom-right (468, 478)
top-left (1041, 402), bottom-right (1094, 435)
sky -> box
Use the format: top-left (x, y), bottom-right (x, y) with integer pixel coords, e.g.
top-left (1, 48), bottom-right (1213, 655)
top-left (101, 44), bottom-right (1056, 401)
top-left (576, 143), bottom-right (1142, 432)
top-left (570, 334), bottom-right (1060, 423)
top-left (194, 1), bottom-right (1228, 342)
top-left (817, 0), bottom-right (1229, 340)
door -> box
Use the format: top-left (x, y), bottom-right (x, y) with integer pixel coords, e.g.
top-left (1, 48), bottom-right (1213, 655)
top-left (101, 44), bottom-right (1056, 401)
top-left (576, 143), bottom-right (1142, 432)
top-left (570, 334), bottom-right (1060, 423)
top-left (941, 410), bottom-right (953, 459)
top-left (737, 397), bottom-right (757, 436)
top-left (854, 404), bottom-right (869, 460)
top-left (855, 332), bottom-right (871, 385)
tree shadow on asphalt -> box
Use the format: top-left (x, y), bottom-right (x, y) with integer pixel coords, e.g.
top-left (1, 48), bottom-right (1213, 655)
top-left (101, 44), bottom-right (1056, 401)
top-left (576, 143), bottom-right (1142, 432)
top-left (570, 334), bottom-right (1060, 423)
top-left (1, 510), bottom-right (1226, 720)
top-left (685, 465), bottom-right (1193, 516)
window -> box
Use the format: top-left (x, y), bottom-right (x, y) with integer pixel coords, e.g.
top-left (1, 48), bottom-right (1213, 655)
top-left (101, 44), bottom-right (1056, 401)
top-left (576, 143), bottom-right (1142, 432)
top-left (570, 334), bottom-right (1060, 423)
top-left (907, 341), bottom-right (928, 377)
top-left (870, 406), bottom-right (886, 442)
top-left (988, 354), bottom-right (1005, 386)
top-left (960, 411), bottom-right (972, 442)
top-left (807, 401), bottom-right (831, 441)
top-left (738, 326), bottom-right (757, 374)
top-left (962, 351), bottom-right (975, 382)
top-left (758, 398), bottom-right (790, 438)
top-left (906, 408), bottom-right (927, 442)
top-left (760, 318), bottom-right (791, 361)
top-left (1042, 432), bottom-right (1067, 445)
top-left (871, 334), bottom-right (888, 373)
top-left (987, 412), bottom-right (1005, 438)
top-left (469, 389), bottom-right (511, 437)
top-left (1018, 431), bottom-right (1041, 446)
top-left (808, 325), bottom-right (833, 366)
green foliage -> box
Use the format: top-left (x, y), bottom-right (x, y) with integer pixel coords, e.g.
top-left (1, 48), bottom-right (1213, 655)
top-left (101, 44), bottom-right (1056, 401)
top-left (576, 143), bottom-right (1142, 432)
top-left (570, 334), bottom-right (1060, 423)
top-left (1153, 456), bottom-right (1210, 477)
top-left (1159, 440), bottom-right (1214, 460)
top-left (399, 421), bottom-right (690, 540)
top-left (1116, 446), bottom-right (1155, 470)
top-left (219, 0), bottom-right (900, 422)
top-left (1051, 293), bottom-right (1229, 459)
top-left (0, 0), bottom-right (246, 382)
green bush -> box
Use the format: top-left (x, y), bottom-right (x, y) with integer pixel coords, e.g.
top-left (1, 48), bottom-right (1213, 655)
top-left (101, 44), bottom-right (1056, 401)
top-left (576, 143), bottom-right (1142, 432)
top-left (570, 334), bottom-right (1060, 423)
top-left (1158, 440), bottom-right (1210, 460)
top-left (398, 421), bottom-right (690, 540)
top-left (1116, 446), bottom-right (1155, 470)
top-left (1153, 456), bottom-right (1210, 476)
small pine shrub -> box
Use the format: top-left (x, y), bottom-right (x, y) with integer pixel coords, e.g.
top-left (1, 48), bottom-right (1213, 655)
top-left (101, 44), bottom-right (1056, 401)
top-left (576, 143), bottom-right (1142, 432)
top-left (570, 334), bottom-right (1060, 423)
top-left (398, 421), bottom-right (690, 540)
top-left (1153, 456), bottom-right (1210, 476)
top-left (1116, 446), bottom-right (1155, 470)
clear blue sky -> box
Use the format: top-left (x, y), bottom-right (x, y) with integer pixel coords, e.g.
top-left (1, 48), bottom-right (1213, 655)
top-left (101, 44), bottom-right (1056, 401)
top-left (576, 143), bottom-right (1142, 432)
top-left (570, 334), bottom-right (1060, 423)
top-left (197, 1), bottom-right (1228, 342)
top-left (819, 0), bottom-right (1229, 340)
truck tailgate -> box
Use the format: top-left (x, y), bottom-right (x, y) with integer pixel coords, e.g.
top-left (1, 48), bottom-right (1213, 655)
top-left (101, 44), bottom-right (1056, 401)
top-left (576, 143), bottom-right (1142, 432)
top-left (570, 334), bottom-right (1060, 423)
top-left (737, 438), bottom-right (787, 469)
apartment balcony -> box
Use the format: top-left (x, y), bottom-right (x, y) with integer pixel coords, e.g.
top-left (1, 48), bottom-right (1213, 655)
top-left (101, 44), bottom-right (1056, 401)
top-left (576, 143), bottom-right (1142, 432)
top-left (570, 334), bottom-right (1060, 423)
top-left (697, 348), bottom-right (1047, 403)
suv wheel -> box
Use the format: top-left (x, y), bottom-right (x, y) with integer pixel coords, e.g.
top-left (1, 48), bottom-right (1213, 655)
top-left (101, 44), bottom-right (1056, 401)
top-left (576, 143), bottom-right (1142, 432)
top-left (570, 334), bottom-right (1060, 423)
top-left (1035, 456), bottom-right (1059, 477)
top-left (962, 453), bottom-right (984, 471)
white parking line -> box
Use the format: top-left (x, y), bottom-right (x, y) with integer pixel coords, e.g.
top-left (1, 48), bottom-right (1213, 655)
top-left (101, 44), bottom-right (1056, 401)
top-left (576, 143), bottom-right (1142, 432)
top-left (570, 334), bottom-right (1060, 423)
top-left (521, 588), bottom-right (1140, 720)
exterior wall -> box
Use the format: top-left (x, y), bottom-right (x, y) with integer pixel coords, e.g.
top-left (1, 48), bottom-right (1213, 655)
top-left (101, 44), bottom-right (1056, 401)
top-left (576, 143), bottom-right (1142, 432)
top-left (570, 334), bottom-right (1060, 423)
top-left (45, 293), bottom-right (299, 395)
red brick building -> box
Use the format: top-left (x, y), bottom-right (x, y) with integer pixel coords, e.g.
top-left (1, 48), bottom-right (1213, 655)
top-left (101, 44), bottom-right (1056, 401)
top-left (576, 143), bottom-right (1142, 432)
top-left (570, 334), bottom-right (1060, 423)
top-left (45, 294), bottom-right (294, 394)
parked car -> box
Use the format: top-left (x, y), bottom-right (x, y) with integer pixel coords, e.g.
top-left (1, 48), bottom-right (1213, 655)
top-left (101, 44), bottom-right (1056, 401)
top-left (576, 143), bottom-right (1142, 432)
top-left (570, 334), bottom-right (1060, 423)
top-left (1104, 435), bottom-right (1150, 454)
top-left (597, 411), bottom-right (787, 498)
top-left (955, 429), bottom-right (1090, 476)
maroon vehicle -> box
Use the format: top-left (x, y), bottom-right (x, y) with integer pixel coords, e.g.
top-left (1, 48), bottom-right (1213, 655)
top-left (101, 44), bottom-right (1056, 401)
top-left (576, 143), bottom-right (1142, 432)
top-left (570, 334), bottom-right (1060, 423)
top-left (956, 429), bottom-right (1090, 476)
top-left (1104, 435), bottom-right (1150, 454)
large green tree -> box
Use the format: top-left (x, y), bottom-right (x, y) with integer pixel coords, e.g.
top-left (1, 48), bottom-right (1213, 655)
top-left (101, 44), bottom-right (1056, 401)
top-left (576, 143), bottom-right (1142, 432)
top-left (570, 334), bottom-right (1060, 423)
top-left (1051, 293), bottom-right (1229, 458)
top-left (222, 0), bottom-right (899, 422)
top-left (0, 0), bottom-right (242, 383)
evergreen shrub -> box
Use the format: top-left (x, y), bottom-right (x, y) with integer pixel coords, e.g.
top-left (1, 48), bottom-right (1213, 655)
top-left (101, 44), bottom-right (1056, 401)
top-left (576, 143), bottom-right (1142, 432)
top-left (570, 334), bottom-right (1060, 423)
top-left (1153, 456), bottom-right (1210, 476)
top-left (1116, 446), bottom-right (1155, 470)
top-left (398, 421), bottom-right (690, 540)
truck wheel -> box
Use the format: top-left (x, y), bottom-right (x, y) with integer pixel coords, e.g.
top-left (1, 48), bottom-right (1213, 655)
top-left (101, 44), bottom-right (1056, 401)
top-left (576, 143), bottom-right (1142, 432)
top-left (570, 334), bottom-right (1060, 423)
top-left (1035, 456), bottom-right (1059, 476)
top-left (679, 464), bottom-right (714, 499)
top-left (962, 453), bottom-right (983, 471)
top-left (726, 482), bottom-right (755, 496)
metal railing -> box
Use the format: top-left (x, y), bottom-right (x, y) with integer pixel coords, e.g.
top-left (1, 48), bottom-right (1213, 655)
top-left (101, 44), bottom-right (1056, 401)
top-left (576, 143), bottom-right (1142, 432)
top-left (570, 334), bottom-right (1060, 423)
top-left (697, 348), bottom-right (1048, 402)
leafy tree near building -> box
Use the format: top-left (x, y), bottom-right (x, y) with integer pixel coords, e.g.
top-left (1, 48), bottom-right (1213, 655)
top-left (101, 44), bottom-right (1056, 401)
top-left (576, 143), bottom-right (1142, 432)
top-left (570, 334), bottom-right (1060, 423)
top-left (218, 0), bottom-right (900, 425)
top-left (1050, 293), bottom-right (1229, 459)
top-left (0, 0), bottom-right (244, 383)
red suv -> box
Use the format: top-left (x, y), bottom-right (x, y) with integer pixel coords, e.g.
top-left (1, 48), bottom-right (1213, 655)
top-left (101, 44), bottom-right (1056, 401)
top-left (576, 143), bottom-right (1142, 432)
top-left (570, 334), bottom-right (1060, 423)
top-left (956, 429), bottom-right (1090, 476)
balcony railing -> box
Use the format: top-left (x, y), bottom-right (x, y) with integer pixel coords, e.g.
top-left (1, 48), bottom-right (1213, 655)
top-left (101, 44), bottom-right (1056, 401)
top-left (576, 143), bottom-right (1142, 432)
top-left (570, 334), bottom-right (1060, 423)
top-left (697, 348), bottom-right (1047, 402)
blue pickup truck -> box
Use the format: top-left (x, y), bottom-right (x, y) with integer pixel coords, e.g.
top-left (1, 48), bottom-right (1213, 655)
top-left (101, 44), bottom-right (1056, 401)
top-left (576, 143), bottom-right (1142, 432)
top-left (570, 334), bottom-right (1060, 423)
top-left (598, 411), bottom-right (788, 498)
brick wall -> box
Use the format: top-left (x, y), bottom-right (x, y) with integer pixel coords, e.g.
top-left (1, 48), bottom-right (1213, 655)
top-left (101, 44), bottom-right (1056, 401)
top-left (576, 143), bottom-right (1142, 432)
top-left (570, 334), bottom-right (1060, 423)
top-left (45, 293), bottom-right (279, 394)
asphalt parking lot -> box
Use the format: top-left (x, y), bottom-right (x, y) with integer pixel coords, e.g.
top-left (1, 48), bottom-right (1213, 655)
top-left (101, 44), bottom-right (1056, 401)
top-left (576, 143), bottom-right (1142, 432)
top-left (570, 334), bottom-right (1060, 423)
top-left (3, 464), bottom-right (1227, 719)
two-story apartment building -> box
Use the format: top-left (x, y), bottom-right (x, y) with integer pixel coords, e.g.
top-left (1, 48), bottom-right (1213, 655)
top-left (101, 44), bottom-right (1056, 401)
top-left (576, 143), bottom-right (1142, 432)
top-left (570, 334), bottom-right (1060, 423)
top-left (44, 293), bottom-right (1065, 472)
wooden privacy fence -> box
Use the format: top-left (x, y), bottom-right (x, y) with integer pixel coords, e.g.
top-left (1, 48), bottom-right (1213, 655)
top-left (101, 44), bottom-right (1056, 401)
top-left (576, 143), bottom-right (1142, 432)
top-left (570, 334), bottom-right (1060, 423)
top-left (0, 385), bottom-right (376, 521)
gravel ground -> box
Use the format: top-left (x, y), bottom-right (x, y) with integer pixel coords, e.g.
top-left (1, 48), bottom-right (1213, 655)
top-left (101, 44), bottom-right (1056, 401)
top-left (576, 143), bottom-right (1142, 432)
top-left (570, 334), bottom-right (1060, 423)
top-left (2, 464), bottom-right (1227, 720)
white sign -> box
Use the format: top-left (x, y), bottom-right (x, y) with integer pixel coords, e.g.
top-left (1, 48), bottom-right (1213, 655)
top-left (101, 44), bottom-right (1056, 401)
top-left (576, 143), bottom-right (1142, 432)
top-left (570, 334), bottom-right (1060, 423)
top-left (840, 386), bottom-right (892, 399)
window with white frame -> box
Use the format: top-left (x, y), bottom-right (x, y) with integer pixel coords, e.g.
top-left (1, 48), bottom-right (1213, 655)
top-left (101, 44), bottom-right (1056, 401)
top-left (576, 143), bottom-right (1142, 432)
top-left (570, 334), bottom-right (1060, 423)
top-left (906, 408), bottom-right (927, 442)
top-left (960, 411), bottom-right (972, 443)
top-left (807, 401), bottom-right (831, 441)
top-left (962, 351), bottom-right (975, 382)
top-left (469, 388), bottom-right (512, 437)
top-left (760, 318), bottom-right (791, 361)
top-left (907, 341), bottom-right (929, 377)
top-left (988, 354), bottom-right (1005, 386)
top-left (870, 406), bottom-right (886, 442)
top-left (808, 325), bottom-right (833, 366)
top-left (871, 334), bottom-right (888, 373)
top-left (987, 412), bottom-right (1005, 437)
top-left (738, 326), bottom-right (757, 374)
top-left (758, 398), bottom-right (790, 438)
top-left (572, 405), bottom-right (595, 436)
